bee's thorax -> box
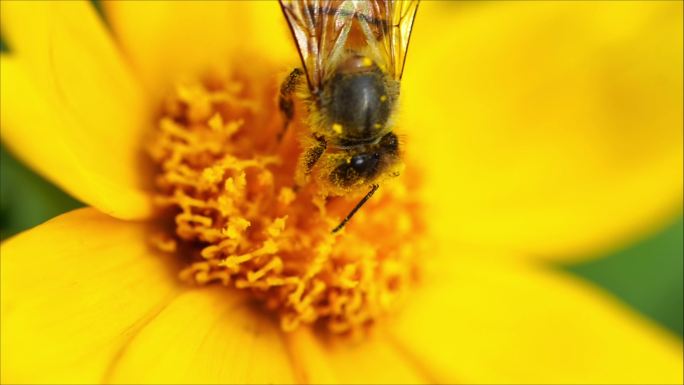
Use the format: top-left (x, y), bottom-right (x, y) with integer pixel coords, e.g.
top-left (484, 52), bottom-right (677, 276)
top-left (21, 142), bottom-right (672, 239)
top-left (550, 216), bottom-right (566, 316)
top-left (320, 56), bottom-right (397, 143)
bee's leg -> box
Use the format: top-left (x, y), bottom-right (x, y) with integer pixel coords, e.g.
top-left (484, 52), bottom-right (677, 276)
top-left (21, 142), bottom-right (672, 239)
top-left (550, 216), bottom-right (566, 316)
top-left (278, 68), bottom-right (304, 142)
top-left (303, 135), bottom-right (327, 175)
top-left (331, 184), bottom-right (379, 233)
top-left (294, 135), bottom-right (327, 191)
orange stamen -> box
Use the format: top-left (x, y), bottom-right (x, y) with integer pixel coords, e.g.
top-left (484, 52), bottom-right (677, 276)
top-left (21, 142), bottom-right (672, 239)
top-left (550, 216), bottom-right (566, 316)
top-left (148, 70), bottom-right (426, 334)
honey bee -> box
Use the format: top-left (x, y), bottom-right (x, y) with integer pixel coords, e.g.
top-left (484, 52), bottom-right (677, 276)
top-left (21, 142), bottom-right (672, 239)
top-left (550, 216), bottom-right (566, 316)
top-left (278, 0), bottom-right (419, 232)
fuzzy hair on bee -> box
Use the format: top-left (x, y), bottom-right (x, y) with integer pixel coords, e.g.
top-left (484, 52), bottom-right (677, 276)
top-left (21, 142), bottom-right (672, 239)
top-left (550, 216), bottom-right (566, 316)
top-left (278, 0), bottom-right (419, 232)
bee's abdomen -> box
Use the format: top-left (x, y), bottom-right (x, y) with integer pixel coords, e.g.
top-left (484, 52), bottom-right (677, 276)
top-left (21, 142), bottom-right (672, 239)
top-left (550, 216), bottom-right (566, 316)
top-left (325, 71), bottom-right (393, 141)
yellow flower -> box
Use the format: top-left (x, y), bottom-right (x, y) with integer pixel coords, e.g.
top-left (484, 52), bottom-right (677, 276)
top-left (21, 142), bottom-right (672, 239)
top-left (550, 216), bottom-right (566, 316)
top-left (1, 1), bottom-right (682, 384)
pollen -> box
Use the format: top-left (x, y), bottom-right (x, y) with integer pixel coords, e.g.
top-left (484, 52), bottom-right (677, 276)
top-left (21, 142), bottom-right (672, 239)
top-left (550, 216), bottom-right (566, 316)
top-left (148, 70), bottom-right (426, 334)
top-left (332, 123), bottom-right (343, 134)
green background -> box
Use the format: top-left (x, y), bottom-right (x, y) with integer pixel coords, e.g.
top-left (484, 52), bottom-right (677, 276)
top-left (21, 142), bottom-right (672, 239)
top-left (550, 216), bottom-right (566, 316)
top-left (1, 0), bottom-right (682, 339)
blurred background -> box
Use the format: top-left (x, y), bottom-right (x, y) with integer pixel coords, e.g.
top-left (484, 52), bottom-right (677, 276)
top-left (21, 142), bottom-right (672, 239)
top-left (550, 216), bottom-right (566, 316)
top-left (1, 0), bottom-right (682, 341)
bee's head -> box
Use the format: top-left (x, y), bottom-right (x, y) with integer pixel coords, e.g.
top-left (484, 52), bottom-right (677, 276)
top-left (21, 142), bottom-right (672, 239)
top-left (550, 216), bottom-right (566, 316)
top-left (328, 132), bottom-right (401, 190)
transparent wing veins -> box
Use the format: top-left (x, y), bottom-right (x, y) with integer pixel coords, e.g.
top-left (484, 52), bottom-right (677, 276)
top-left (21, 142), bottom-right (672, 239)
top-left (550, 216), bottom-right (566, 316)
top-left (279, 0), bottom-right (419, 88)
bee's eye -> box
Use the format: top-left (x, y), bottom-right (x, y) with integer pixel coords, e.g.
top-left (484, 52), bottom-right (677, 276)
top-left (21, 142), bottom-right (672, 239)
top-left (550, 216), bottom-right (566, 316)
top-left (332, 152), bottom-right (381, 187)
top-left (350, 153), bottom-right (380, 173)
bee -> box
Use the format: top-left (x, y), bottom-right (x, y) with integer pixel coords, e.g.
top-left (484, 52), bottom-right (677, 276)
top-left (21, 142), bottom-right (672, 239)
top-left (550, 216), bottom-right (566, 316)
top-left (278, 0), bottom-right (419, 232)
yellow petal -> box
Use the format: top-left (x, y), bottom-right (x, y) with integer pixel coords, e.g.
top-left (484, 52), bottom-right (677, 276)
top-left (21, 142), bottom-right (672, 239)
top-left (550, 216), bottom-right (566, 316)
top-left (103, 1), bottom-right (296, 96)
top-left (402, 1), bottom-right (683, 260)
top-left (105, 287), bottom-right (297, 384)
top-left (0, 1), bottom-right (154, 219)
top-left (0, 208), bottom-right (181, 384)
top-left (285, 328), bottom-right (430, 384)
top-left (389, 255), bottom-right (684, 384)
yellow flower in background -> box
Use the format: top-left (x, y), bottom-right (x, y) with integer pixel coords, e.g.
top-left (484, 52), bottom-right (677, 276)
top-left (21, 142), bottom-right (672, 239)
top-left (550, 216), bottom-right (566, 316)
top-left (1, 1), bottom-right (682, 384)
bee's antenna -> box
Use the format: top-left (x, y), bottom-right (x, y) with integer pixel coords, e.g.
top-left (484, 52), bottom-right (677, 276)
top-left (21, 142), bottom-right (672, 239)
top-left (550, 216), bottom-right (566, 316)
top-left (331, 184), bottom-right (379, 234)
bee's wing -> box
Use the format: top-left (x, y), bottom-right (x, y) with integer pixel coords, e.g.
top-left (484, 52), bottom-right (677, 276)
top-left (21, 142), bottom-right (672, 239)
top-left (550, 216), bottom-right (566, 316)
top-left (387, 0), bottom-right (419, 79)
top-left (279, 0), bottom-right (419, 89)
top-left (279, 0), bottom-right (354, 92)
top-left (350, 0), bottom-right (419, 80)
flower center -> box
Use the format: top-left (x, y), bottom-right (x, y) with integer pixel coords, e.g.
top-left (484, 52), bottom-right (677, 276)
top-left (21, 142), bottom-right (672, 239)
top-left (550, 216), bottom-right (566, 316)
top-left (148, 67), bottom-right (426, 334)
